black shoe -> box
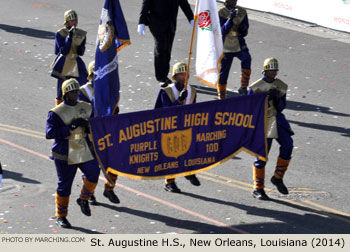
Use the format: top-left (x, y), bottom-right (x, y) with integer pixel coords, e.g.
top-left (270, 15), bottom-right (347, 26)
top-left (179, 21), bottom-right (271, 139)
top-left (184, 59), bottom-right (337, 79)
top-left (76, 198), bottom-right (91, 216)
top-left (159, 78), bottom-right (172, 88)
top-left (103, 190), bottom-right (120, 204)
top-left (252, 189), bottom-right (270, 200)
top-left (271, 176), bottom-right (289, 194)
top-left (165, 183), bottom-right (181, 193)
top-left (185, 175), bottom-right (201, 186)
top-left (165, 77), bottom-right (172, 84)
top-left (238, 87), bottom-right (248, 95)
top-left (88, 194), bottom-right (98, 205)
top-left (159, 81), bottom-right (169, 88)
top-left (56, 217), bottom-right (72, 229)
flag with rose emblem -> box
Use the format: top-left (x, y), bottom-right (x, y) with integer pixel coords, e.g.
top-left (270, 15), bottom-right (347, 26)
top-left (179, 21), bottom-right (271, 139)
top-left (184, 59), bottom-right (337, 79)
top-left (195, 0), bottom-right (223, 87)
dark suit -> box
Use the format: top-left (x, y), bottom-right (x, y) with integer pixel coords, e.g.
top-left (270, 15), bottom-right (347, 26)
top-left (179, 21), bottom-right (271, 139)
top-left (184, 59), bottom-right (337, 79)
top-left (139, 0), bottom-right (193, 82)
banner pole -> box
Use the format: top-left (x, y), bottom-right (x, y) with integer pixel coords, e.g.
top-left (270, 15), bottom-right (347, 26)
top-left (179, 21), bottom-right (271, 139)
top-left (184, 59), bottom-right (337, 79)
top-left (184, 0), bottom-right (200, 90)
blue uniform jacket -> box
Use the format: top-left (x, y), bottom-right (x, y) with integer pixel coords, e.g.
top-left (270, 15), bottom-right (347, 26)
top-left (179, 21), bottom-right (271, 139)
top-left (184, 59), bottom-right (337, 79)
top-left (51, 31), bottom-right (87, 79)
top-left (46, 106), bottom-right (71, 159)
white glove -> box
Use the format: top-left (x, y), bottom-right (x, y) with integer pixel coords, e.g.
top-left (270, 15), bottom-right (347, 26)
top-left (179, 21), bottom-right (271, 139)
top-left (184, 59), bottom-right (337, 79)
top-left (138, 24), bottom-right (146, 36)
top-left (190, 19), bottom-right (194, 28)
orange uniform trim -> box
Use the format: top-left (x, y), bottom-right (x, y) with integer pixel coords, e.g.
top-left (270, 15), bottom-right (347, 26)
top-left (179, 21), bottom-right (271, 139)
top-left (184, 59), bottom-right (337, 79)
top-left (80, 178), bottom-right (97, 200)
top-left (165, 178), bottom-right (175, 185)
top-left (55, 99), bottom-right (63, 105)
top-left (104, 171), bottom-right (118, 191)
top-left (253, 165), bottom-right (265, 189)
top-left (217, 83), bottom-right (227, 99)
top-left (55, 194), bottom-right (69, 218)
top-left (241, 69), bottom-right (251, 88)
top-left (274, 157), bottom-right (290, 179)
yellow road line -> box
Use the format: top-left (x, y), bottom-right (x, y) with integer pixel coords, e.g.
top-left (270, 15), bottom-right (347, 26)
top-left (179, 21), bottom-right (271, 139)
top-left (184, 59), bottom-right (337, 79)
top-left (280, 198), bottom-right (349, 222)
top-left (197, 173), bottom-right (254, 192)
top-left (0, 127), bottom-right (45, 140)
top-left (288, 189), bottom-right (328, 194)
top-left (202, 172), bottom-right (328, 194)
top-left (202, 171), bottom-right (254, 187)
top-left (281, 199), bottom-right (350, 223)
top-left (0, 123), bottom-right (45, 136)
top-left (302, 200), bottom-right (350, 218)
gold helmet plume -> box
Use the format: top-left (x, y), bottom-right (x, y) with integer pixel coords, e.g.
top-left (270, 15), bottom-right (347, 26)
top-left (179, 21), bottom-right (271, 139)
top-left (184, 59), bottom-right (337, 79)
top-left (171, 62), bottom-right (187, 82)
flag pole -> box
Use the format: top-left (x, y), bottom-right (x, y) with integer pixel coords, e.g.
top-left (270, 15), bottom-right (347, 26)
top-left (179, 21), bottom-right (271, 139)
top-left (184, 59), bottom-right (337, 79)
top-left (184, 0), bottom-right (200, 90)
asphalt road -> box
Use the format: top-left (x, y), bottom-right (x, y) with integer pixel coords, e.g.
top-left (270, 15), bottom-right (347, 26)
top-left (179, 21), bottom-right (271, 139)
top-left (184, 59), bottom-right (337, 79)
top-left (0, 0), bottom-right (349, 234)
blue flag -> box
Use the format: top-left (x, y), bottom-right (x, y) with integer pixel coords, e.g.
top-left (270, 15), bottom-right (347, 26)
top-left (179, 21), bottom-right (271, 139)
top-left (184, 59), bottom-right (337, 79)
top-left (94, 0), bottom-right (130, 116)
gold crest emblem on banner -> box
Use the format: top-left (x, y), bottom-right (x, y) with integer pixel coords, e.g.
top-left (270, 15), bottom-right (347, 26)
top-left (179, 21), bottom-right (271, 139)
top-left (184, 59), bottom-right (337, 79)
top-left (161, 128), bottom-right (192, 158)
top-left (97, 8), bottom-right (115, 53)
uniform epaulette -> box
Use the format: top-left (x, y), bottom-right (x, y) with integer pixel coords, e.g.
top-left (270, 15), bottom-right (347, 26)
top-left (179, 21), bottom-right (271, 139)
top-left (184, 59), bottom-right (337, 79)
top-left (75, 28), bottom-right (87, 37)
top-left (51, 100), bottom-right (90, 114)
top-left (218, 6), bottom-right (230, 19)
top-left (51, 101), bottom-right (92, 126)
top-left (57, 27), bottom-right (69, 37)
top-left (57, 27), bottom-right (86, 38)
top-left (248, 78), bottom-right (261, 88)
top-left (161, 86), bottom-right (172, 91)
top-left (274, 78), bottom-right (288, 91)
top-left (162, 86), bottom-right (176, 103)
top-left (236, 6), bottom-right (247, 17)
top-left (50, 101), bottom-right (65, 113)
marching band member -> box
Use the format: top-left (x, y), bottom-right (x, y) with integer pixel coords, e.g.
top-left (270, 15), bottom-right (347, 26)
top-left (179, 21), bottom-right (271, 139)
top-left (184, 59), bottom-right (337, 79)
top-left (217, 0), bottom-right (252, 98)
top-left (248, 58), bottom-right (294, 200)
top-left (46, 79), bottom-right (99, 228)
top-left (51, 10), bottom-right (88, 105)
top-left (155, 62), bottom-right (201, 193)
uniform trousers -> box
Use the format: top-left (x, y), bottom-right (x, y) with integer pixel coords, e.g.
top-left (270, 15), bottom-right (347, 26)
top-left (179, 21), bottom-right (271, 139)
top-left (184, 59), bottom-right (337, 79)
top-left (254, 125), bottom-right (293, 169)
top-left (55, 159), bottom-right (100, 197)
top-left (219, 50), bottom-right (252, 85)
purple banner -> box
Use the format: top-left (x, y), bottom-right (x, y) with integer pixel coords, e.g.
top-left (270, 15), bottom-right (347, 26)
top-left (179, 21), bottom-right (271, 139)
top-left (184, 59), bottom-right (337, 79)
top-left (89, 93), bottom-right (267, 180)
